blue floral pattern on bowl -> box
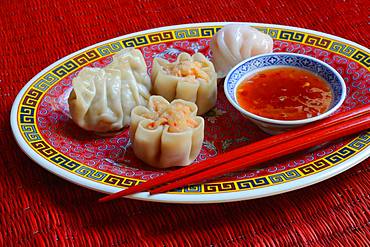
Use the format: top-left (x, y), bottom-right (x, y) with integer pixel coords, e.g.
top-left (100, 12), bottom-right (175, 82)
top-left (224, 52), bottom-right (346, 134)
top-left (225, 53), bottom-right (344, 108)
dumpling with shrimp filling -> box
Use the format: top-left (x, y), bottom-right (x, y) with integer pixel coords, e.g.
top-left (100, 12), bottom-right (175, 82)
top-left (130, 95), bottom-right (204, 168)
top-left (151, 52), bottom-right (217, 115)
top-left (210, 24), bottom-right (273, 78)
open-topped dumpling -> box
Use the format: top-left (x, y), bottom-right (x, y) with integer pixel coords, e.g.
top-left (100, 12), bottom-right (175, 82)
top-left (151, 52), bottom-right (217, 115)
top-left (130, 95), bottom-right (204, 168)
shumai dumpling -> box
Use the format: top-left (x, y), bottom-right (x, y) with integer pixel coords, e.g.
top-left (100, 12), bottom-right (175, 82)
top-left (130, 95), bottom-right (204, 168)
top-left (151, 52), bottom-right (217, 115)
top-left (68, 48), bottom-right (151, 133)
top-left (210, 24), bottom-right (273, 78)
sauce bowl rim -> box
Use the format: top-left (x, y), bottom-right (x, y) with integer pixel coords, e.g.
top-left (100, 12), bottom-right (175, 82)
top-left (224, 52), bottom-right (347, 125)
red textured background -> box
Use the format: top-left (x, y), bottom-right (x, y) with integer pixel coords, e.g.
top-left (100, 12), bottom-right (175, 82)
top-left (1, 0), bottom-right (369, 245)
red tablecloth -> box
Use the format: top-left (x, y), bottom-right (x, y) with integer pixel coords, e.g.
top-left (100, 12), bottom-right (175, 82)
top-left (1, 0), bottom-right (369, 245)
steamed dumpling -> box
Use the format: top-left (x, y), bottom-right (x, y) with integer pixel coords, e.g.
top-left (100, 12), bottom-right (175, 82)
top-left (130, 96), bottom-right (204, 168)
top-left (151, 52), bottom-right (217, 115)
top-left (68, 48), bottom-right (151, 133)
top-left (210, 24), bottom-right (273, 78)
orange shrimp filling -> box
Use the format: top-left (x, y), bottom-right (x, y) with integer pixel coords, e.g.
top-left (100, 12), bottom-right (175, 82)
top-left (166, 60), bottom-right (210, 81)
top-left (146, 101), bottom-right (198, 132)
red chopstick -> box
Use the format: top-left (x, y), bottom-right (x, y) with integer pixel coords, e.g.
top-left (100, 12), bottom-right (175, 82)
top-left (150, 113), bottom-right (369, 194)
top-left (99, 105), bottom-right (369, 202)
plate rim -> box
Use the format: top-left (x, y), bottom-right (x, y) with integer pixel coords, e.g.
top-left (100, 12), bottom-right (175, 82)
top-left (10, 22), bottom-right (370, 203)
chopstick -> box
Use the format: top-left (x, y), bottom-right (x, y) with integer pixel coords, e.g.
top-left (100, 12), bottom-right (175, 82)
top-left (150, 113), bottom-right (369, 194)
top-left (99, 105), bottom-right (369, 202)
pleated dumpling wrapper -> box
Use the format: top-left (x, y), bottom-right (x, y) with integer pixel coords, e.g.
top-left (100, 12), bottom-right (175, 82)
top-left (68, 48), bottom-right (151, 133)
top-left (130, 95), bottom-right (204, 168)
top-left (210, 24), bottom-right (273, 78)
top-left (151, 52), bottom-right (217, 115)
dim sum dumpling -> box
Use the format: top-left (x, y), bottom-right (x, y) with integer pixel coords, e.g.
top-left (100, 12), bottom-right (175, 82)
top-left (210, 24), bottom-right (273, 78)
top-left (68, 48), bottom-right (151, 133)
top-left (151, 52), bottom-right (217, 115)
top-left (130, 95), bottom-right (204, 168)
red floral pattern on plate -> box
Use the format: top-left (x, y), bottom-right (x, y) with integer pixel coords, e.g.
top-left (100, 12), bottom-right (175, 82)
top-left (35, 38), bottom-right (368, 181)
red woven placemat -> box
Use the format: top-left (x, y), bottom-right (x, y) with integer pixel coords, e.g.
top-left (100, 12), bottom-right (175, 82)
top-left (1, 0), bottom-right (369, 245)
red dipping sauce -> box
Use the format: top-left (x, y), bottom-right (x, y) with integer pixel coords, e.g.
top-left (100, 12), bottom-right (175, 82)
top-left (236, 67), bottom-right (333, 120)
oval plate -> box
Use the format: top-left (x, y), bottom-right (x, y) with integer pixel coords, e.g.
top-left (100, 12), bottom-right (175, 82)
top-left (11, 22), bottom-right (370, 203)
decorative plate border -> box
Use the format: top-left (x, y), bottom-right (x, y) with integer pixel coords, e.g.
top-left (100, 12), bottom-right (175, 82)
top-left (11, 22), bottom-right (370, 203)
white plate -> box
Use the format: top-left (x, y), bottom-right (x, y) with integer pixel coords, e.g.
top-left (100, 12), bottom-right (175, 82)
top-left (11, 22), bottom-right (370, 203)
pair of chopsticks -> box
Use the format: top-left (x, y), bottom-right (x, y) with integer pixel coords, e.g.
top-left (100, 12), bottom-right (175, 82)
top-left (99, 105), bottom-right (370, 202)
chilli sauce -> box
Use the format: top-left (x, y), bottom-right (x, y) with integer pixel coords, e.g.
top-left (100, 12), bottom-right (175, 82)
top-left (236, 67), bottom-right (333, 120)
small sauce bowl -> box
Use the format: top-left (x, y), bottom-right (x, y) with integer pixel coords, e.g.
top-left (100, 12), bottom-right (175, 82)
top-left (224, 53), bottom-right (346, 135)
